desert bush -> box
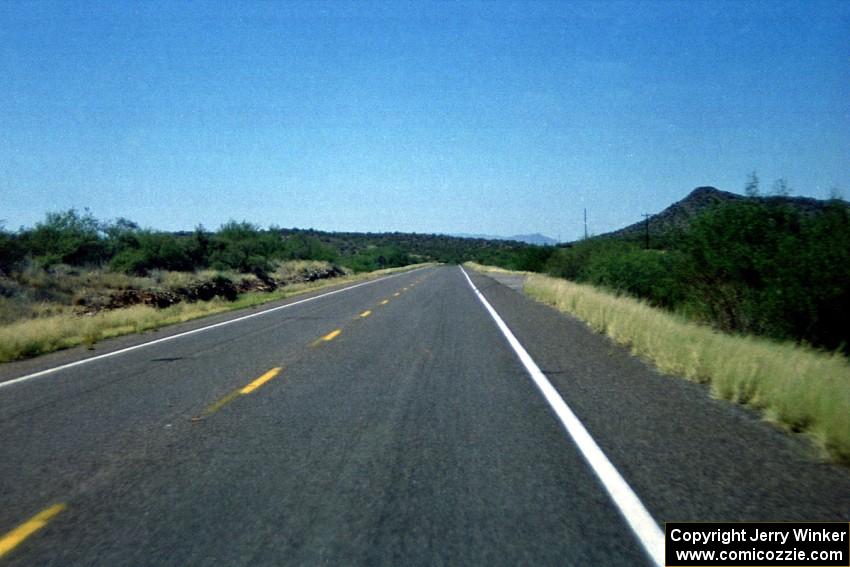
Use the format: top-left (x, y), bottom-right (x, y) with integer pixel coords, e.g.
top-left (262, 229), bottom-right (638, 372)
top-left (0, 227), bottom-right (25, 274)
top-left (279, 233), bottom-right (338, 263)
top-left (20, 209), bottom-right (109, 267)
top-left (680, 201), bottom-right (850, 351)
top-left (581, 246), bottom-right (687, 308)
top-left (341, 245), bottom-right (411, 273)
top-left (540, 201), bottom-right (850, 353)
top-left (109, 230), bottom-right (195, 274)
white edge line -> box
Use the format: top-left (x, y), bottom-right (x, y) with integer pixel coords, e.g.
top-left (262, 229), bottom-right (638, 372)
top-left (0, 266), bottom-right (429, 390)
top-left (460, 266), bottom-right (664, 567)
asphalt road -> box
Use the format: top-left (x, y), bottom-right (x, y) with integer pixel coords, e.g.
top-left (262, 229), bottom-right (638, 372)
top-left (1, 265), bottom-right (848, 566)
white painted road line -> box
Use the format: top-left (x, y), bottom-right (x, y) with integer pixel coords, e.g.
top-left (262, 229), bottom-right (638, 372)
top-left (460, 266), bottom-right (664, 567)
top-left (0, 267), bottom-right (428, 390)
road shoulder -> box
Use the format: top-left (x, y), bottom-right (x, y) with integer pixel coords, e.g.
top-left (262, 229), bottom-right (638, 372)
top-left (466, 269), bottom-right (850, 522)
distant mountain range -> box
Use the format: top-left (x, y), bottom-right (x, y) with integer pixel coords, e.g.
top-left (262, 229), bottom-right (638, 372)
top-left (597, 186), bottom-right (847, 242)
top-left (450, 233), bottom-right (558, 246)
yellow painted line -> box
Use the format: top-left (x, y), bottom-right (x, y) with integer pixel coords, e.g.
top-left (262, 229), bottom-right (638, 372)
top-left (198, 389), bottom-right (242, 417)
top-left (379, 299), bottom-right (389, 305)
top-left (196, 367), bottom-right (283, 418)
top-left (0, 503), bottom-right (66, 558)
top-left (321, 329), bottom-right (342, 342)
top-left (393, 292), bottom-right (401, 297)
top-left (359, 310), bottom-right (372, 318)
top-left (240, 367), bottom-right (282, 394)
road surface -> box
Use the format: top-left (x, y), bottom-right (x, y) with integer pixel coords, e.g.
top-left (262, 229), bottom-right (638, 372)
top-left (1, 265), bottom-right (848, 565)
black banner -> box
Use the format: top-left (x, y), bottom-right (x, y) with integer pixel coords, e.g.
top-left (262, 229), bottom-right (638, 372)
top-left (665, 522), bottom-right (849, 566)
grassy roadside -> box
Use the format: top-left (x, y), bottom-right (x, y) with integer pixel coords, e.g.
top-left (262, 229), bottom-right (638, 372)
top-left (0, 263), bottom-right (434, 363)
top-left (466, 263), bottom-right (850, 465)
top-left (463, 262), bottom-right (535, 276)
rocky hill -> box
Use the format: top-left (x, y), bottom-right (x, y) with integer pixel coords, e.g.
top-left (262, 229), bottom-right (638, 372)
top-left (599, 186), bottom-right (846, 242)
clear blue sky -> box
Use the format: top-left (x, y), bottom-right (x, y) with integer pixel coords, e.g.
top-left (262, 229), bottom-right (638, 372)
top-left (2, 0), bottom-right (848, 240)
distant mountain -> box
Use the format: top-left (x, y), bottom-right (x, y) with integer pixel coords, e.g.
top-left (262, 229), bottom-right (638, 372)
top-left (598, 186), bottom-right (846, 242)
top-left (510, 233), bottom-right (559, 246)
top-left (451, 232), bottom-right (558, 246)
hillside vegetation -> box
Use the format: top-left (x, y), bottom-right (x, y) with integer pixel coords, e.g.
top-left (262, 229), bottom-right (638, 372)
top-left (469, 188), bottom-right (850, 463)
top-left (0, 209), bottom-right (536, 278)
top-left (0, 211), bottom-right (448, 361)
top-left (546, 199), bottom-right (850, 354)
top-left (469, 190), bottom-right (850, 356)
top-left (0, 263), bottom-right (425, 363)
top-left (0, 208), bottom-right (536, 361)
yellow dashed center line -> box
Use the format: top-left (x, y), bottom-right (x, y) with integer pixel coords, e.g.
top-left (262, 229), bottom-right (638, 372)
top-left (196, 367), bottom-right (283, 418)
top-left (200, 389), bottom-right (242, 416)
top-left (321, 329), bottom-right (342, 342)
top-left (0, 503), bottom-right (66, 559)
top-left (240, 367), bottom-right (282, 394)
top-left (196, 271), bottom-right (427, 421)
top-left (196, 272), bottom-right (415, 420)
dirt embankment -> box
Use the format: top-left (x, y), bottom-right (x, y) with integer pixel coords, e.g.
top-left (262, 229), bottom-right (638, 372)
top-left (76, 264), bottom-right (346, 314)
top-left (102, 277), bottom-right (239, 310)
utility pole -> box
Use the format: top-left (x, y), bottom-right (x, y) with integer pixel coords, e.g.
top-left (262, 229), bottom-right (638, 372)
top-left (641, 213), bottom-right (652, 249)
top-left (583, 208), bottom-right (588, 240)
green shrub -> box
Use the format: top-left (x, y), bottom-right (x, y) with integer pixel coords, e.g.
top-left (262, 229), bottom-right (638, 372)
top-left (538, 201), bottom-right (850, 354)
top-left (21, 209), bottom-right (109, 267)
top-left (584, 247), bottom-right (688, 308)
top-left (680, 201), bottom-right (850, 351)
top-left (0, 227), bottom-right (25, 274)
top-left (545, 240), bottom-right (606, 280)
top-left (109, 231), bottom-right (194, 274)
top-left (341, 245), bottom-right (411, 273)
top-left (280, 233), bottom-right (338, 262)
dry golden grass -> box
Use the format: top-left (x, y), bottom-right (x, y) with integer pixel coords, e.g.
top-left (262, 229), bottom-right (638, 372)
top-left (273, 260), bottom-right (349, 281)
top-left (0, 263), bottom-right (433, 364)
top-left (463, 262), bottom-right (535, 276)
top-left (466, 264), bottom-right (850, 464)
top-left (524, 273), bottom-right (850, 464)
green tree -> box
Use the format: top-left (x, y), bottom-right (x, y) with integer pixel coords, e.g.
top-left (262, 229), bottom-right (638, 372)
top-left (22, 209), bottom-right (109, 267)
top-left (109, 230), bottom-right (194, 274)
top-left (772, 177), bottom-right (791, 196)
top-left (744, 171), bottom-right (760, 197)
top-left (208, 221), bottom-right (281, 273)
top-left (0, 224), bottom-right (25, 274)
